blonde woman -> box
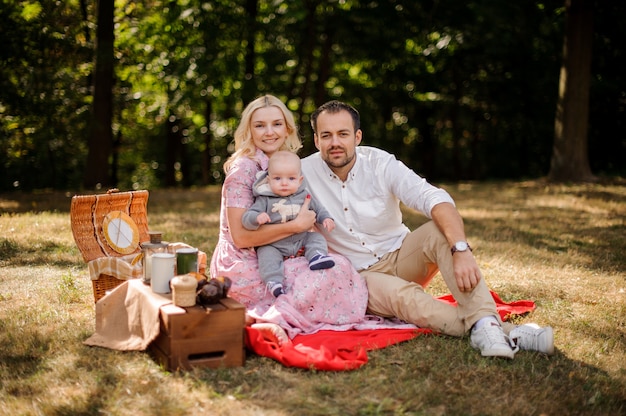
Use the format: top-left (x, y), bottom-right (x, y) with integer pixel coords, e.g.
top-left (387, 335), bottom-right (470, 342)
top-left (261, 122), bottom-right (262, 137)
top-left (210, 95), bottom-right (369, 341)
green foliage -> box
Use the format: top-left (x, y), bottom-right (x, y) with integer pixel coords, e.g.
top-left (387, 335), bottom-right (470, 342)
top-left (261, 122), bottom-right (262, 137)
top-left (57, 272), bottom-right (83, 304)
top-left (0, 0), bottom-right (624, 191)
top-left (0, 0), bottom-right (93, 191)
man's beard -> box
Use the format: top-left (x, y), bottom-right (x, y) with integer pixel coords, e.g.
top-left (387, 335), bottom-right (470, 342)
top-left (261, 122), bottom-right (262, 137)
top-left (324, 147), bottom-right (355, 169)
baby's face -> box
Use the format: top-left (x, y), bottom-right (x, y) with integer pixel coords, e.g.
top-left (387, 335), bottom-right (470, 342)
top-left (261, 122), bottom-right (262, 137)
top-left (267, 162), bottom-right (303, 197)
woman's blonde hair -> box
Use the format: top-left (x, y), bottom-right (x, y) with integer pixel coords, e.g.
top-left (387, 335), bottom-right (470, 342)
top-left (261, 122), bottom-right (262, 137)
top-left (223, 95), bottom-right (302, 172)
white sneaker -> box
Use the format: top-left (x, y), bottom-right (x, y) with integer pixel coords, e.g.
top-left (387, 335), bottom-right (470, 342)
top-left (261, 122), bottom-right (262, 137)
top-left (509, 323), bottom-right (555, 355)
top-left (470, 322), bottom-right (518, 359)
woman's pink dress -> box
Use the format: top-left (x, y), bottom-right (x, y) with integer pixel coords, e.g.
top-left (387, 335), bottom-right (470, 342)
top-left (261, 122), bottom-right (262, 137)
top-left (210, 150), bottom-right (375, 337)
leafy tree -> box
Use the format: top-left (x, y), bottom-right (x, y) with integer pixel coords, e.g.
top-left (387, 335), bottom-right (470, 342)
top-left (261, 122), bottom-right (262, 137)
top-left (0, 0), bottom-right (93, 191)
top-left (587, 2), bottom-right (626, 176)
top-left (112, 0), bottom-right (253, 189)
top-left (302, 0), bottom-right (564, 179)
top-left (0, 0), bottom-right (623, 191)
top-left (548, 0), bottom-right (595, 182)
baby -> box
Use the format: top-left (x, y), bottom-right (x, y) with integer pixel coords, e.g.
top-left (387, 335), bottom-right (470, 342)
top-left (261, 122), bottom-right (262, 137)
top-left (242, 151), bottom-right (335, 297)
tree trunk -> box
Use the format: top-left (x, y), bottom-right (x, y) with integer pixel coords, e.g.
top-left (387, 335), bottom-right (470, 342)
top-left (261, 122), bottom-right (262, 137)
top-left (201, 98), bottom-right (213, 185)
top-left (165, 113), bottom-right (182, 188)
top-left (294, 0), bottom-right (318, 154)
top-left (548, 0), bottom-right (596, 182)
top-left (451, 65), bottom-right (462, 179)
top-left (242, 0), bottom-right (258, 104)
top-left (314, 26), bottom-right (333, 108)
top-left (84, 0), bottom-right (114, 189)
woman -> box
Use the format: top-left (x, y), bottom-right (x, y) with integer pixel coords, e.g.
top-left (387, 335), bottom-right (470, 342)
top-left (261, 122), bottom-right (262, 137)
top-left (209, 95), bottom-right (370, 340)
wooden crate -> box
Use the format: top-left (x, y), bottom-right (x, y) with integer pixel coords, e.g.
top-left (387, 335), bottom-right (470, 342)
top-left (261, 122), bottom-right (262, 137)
top-left (149, 297), bottom-right (246, 371)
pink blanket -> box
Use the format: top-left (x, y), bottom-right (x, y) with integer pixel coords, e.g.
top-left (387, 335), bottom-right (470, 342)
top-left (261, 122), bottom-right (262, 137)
top-left (246, 291), bottom-right (536, 371)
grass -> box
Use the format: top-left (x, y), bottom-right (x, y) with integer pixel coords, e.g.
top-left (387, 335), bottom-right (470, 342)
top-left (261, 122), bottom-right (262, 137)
top-left (0, 179), bottom-right (625, 415)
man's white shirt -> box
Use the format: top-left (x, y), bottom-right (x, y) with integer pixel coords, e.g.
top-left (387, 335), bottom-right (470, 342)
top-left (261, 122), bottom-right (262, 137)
top-left (302, 146), bottom-right (455, 271)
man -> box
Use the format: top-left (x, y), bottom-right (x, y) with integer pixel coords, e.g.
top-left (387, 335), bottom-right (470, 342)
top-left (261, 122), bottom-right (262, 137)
top-left (301, 100), bottom-right (553, 358)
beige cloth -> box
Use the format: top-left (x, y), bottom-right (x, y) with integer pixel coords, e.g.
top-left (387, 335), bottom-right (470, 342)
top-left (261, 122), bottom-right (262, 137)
top-left (87, 242), bottom-right (208, 281)
top-left (87, 253), bottom-right (142, 281)
top-left (83, 279), bottom-right (173, 350)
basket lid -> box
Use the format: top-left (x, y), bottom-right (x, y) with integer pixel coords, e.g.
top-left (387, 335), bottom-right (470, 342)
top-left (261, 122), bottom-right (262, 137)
top-left (70, 189), bottom-right (149, 262)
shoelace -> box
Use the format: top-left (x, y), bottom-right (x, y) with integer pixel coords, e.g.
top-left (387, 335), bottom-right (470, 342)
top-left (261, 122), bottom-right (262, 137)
top-left (507, 334), bottom-right (520, 353)
top-left (482, 324), bottom-right (520, 353)
top-left (510, 327), bottom-right (537, 351)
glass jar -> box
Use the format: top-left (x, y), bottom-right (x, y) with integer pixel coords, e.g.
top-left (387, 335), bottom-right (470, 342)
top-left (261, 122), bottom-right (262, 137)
top-left (141, 231), bottom-right (168, 283)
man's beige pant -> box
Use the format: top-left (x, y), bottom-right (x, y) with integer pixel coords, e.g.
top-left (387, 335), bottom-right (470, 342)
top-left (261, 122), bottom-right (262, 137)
top-left (360, 221), bottom-right (515, 337)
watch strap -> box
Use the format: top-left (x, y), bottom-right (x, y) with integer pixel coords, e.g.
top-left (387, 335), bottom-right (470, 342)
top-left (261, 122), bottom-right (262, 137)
top-left (451, 242), bottom-right (472, 255)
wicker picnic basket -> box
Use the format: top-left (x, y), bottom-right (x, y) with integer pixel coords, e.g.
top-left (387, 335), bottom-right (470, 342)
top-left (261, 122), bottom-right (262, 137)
top-left (70, 189), bottom-right (150, 302)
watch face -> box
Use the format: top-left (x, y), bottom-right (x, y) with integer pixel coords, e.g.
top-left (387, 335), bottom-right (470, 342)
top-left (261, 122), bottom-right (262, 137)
top-left (455, 241), bottom-right (468, 251)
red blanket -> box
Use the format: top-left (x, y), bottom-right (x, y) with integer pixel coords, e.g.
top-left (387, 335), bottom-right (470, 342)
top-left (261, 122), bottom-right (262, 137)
top-left (245, 291), bottom-right (535, 370)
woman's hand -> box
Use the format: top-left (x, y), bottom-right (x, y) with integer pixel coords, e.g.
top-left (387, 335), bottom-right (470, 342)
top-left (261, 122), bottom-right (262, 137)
top-left (228, 196), bottom-right (316, 249)
top-left (291, 194), bottom-right (316, 233)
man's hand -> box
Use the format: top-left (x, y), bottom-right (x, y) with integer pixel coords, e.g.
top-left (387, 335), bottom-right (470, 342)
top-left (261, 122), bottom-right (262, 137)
top-left (431, 203), bottom-right (481, 292)
top-left (453, 251), bottom-right (482, 292)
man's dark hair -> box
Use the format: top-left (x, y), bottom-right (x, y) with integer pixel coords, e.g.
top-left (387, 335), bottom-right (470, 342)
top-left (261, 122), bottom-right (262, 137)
top-left (310, 100), bottom-right (360, 134)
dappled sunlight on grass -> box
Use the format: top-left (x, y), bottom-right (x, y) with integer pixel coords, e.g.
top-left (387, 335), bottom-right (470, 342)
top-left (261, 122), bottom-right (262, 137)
top-left (0, 181), bottom-right (624, 415)
top-left (452, 181), bottom-right (625, 275)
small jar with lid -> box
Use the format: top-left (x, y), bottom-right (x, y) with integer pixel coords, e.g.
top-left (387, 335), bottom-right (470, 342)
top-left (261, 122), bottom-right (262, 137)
top-left (171, 274), bottom-right (198, 307)
top-left (141, 231), bottom-right (168, 283)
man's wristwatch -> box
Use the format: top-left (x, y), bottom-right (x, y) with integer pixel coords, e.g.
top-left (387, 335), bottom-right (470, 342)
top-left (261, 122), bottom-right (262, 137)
top-left (451, 241), bottom-right (472, 255)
